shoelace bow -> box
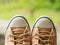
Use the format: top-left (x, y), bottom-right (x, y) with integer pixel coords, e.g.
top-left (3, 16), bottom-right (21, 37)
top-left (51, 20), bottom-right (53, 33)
top-left (32, 27), bottom-right (55, 45)
top-left (10, 27), bottom-right (30, 45)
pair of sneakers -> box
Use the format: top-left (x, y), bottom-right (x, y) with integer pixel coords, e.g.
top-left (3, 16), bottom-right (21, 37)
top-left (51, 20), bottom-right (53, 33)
top-left (5, 16), bottom-right (57, 45)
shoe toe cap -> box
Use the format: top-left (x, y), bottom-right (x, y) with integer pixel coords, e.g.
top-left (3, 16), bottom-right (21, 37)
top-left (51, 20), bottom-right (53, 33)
top-left (35, 18), bottom-right (53, 28)
top-left (10, 17), bottom-right (28, 27)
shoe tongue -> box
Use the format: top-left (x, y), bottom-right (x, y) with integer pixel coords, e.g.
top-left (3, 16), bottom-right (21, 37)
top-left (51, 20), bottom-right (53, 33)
top-left (11, 27), bottom-right (30, 45)
top-left (38, 28), bottom-right (52, 44)
top-left (11, 27), bottom-right (25, 36)
top-left (38, 28), bottom-right (51, 36)
top-left (11, 27), bottom-right (25, 45)
top-left (12, 27), bottom-right (29, 45)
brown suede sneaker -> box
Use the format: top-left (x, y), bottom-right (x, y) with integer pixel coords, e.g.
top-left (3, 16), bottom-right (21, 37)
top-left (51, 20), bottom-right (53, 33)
top-left (32, 17), bottom-right (57, 45)
top-left (5, 16), bottom-right (31, 45)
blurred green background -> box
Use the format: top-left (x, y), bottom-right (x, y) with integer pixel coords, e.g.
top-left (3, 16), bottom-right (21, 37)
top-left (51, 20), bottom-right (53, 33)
top-left (0, 0), bottom-right (60, 25)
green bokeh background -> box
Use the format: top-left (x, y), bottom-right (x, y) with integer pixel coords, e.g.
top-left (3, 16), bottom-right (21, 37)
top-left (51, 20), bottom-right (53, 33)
top-left (0, 0), bottom-right (60, 25)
